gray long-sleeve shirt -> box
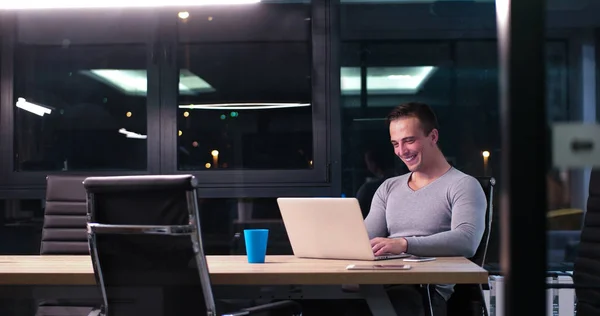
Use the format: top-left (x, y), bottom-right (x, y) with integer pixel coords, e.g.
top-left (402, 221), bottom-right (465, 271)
top-left (364, 167), bottom-right (487, 299)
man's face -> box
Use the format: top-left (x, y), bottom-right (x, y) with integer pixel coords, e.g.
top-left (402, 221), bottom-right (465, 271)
top-left (389, 117), bottom-right (438, 172)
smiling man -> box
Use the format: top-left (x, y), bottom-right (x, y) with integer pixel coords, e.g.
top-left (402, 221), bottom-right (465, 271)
top-left (364, 102), bottom-right (487, 316)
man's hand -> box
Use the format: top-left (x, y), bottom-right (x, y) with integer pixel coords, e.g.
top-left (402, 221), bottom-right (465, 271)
top-left (370, 237), bottom-right (408, 256)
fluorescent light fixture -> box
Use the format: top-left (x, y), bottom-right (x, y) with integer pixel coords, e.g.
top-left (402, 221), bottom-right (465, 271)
top-left (15, 97), bottom-right (53, 117)
top-left (341, 66), bottom-right (437, 95)
top-left (80, 69), bottom-right (214, 96)
top-left (1, 0), bottom-right (260, 10)
top-left (118, 128), bottom-right (147, 139)
top-left (179, 102), bottom-right (311, 110)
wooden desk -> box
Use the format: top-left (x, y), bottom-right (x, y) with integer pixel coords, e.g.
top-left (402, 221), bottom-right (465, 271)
top-left (0, 255), bottom-right (488, 316)
top-left (0, 255), bottom-right (487, 286)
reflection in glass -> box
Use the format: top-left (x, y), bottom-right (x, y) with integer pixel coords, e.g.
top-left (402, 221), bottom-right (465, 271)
top-left (13, 45), bottom-right (148, 171)
top-left (176, 3), bottom-right (313, 171)
top-left (341, 66), bottom-right (437, 95)
top-left (197, 198), bottom-right (292, 255)
top-left (15, 98), bottom-right (53, 117)
top-left (81, 69), bottom-right (214, 96)
top-left (339, 0), bottom-right (572, 270)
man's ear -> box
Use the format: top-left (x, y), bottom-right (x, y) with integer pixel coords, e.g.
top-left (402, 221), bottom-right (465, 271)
top-left (430, 129), bottom-right (439, 144)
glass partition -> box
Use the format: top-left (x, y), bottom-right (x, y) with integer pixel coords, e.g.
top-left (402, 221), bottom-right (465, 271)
top-left (338, 0), bottom-right (572, 271)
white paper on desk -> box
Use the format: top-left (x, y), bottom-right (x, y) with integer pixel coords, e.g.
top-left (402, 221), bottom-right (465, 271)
top-left (345, 264), bottom-right (411, 270)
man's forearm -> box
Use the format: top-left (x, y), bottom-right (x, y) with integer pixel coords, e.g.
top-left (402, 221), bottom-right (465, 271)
top-left (403, 228), bottom-right (481, 257)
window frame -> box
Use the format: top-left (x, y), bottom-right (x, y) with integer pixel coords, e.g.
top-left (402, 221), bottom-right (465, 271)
top-left (158, 0), bottom-right (331, 185)
top-left (0, 1), bottom-right (335, 192)
top-left (0, 10), bottom-right (162, 187)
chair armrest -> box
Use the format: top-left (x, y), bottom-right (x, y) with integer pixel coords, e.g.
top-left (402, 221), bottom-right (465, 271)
top-left (87, 307), bottom-right (103, 316)
top-left (87, 223), bottom-right (194, 235)
top-left (222, 300), bottom-right (302, 316)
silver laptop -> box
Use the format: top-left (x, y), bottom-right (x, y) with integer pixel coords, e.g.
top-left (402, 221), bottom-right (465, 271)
top-left (277, 197), bottom-right (409, 261)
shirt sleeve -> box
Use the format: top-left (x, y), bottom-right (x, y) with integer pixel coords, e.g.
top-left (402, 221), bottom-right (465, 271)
top-left (403, 176), bottom-right (487, 257)
top-left (364, 180), bottom-right (389, 239)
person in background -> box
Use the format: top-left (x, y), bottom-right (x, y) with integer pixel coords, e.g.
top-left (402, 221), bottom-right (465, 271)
top-left (363, 102), bottom-right (487, 316)
top-left (356, 147), bottom-right (404, 218)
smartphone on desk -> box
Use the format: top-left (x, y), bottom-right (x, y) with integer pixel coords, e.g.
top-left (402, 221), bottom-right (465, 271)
top-left (346, 264), bottom-right (411, 270)
top-left (403, 256), bottom-right (436, 262)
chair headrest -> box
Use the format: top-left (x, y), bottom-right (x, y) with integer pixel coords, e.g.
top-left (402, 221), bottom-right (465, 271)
top-left (83, 175), bottom-right (197, 193)
top-left (46, 175), bottom-right (87, 201)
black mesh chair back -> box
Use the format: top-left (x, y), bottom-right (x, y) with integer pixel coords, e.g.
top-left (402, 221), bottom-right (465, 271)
top-left (446, 176), bottom-right (495, 316)
top-left (84, 175), bottom-right (210, 316)
top-left (84, 175), bottom-right (300, 316)
top-left (471, 176), bottom-right (496, 267)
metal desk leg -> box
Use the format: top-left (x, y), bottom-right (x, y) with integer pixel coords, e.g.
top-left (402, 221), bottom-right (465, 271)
top-left (359, 285), bottom-right (396, 316)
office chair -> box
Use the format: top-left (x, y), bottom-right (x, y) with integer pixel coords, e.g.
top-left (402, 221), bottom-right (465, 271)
top-left (542, 169), bottom-right (600, 316)
top-left (41, 175), bottom-right (90, 255)
top-left (84, 175), bottom-right (302, 316)
top-left (37, 175), bottom-right (101, 316)
top-left (444, 176), bottom-right (495, 316)
top-left (572, 169), bottom-right (600, 315)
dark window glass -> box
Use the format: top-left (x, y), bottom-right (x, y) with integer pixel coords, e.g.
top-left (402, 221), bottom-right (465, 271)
top-left (175, 3), bottom-right (313, 171)
top-left (198, 197), bottom-right (292, 256)
top-left (339, 1), bottom-right (572, 269)
top-left (13, 14), bottom-right (149, 171)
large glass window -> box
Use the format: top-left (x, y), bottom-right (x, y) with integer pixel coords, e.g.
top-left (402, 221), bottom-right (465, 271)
top-left (12, 12), bottom-right (151, 171)
top-left (338, 1), bottom-right (572, 271)
top-left (175, 3), bottom-right (313, 171)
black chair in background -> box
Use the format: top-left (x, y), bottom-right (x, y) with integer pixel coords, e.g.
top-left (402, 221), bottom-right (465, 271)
top-left (83, 175), bottom-right (301, 316)
top-left (37, 175), bottom-right (100, 316)
top-left (445, 176), bottom-right (496, 316)
top-left (572, 169), bottom-right (600, 315)
top-left (41, 175), bottom-right (89, 255)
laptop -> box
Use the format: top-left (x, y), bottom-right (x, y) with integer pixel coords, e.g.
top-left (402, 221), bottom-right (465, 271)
top-left (277, 197), bottom-right (410, 261)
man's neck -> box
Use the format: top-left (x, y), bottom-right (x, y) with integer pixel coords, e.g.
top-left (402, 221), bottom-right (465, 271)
top-left (411, 151), bottom-right (452, 184)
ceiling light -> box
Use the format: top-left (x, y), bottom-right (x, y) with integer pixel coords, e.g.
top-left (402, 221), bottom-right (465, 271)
top-left (341, 66), bottom-right (437, 95)
top-left (179, 102), bottom-right (311, 110)
top-left (178, 11), bottom-right (190, 19)
top-left (1, 0), bottom-right (260, 10)
top-left (15, 98), bottom-right (53, 117)
top-left (81, 69), bottom-right (214, 96)
top-left (118, 128), bottom-right (147, 139)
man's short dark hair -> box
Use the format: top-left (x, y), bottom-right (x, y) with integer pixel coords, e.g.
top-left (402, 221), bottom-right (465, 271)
top-left (386, 102), bottom-right (439, 135)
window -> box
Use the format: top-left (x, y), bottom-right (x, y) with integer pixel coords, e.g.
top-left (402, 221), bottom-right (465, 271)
top-left (174, 3), bottom-right (313, 171)
top-left (340, 42), bottom-right (454, 198)
top-left (197, 197), bottom-right (292, 255)
top-left (338, 1), bottom-right (572, 269)
top-left (10, 10), bottom-right (154, 172)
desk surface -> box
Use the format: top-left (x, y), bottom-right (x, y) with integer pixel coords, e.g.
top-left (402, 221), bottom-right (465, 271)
top-left (0, 255), bottom-right (488, 286)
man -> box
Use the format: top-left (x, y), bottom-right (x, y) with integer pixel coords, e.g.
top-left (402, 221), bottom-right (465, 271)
top-left (365, 102), bottom-right (487, 315)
